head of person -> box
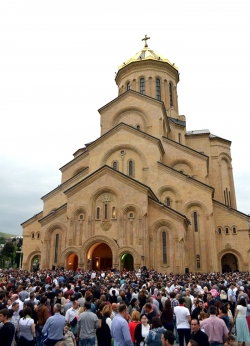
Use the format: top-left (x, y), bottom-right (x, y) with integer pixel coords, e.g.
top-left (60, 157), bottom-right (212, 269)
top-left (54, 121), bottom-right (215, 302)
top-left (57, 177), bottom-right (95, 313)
top-left (54, 303), bottom-right (61, 313)
top-left (219, 304), bottom-right (227, 315)
top-left (64, 322), bottom-right (70, 333)
top-left (144, 302), bottom-right (152, 313)
top-left (12, 301), bottom-right (19, 312)
top-left (207, 292), bottom-right (213, 301)
top-left (198, 300), bottom-right (204, 309)
top-left (208, 305), bottom-right (216, 315)
top-left (111, 303), bottom-right (118, 311)
top-left (140, 313), bottom-right (149, 326)
top-left (190, 318), bottom-right (200, 333)
top-left (118, 303), bottom-right (128, 319)
top-left (131, 310), bottom-right (140, 322)
top-left (0, 308), bottom-right (9, 323)
top-left (161, 330), bottom-right (175, 345)
top-left (22, 306), bottom-right (33, 318)
top-left (40, 296), bottom-right (47, 305)
top-left (179, 297), bottom-right (185, 305)
top-left (102, 304), bottom-right (112, 317)
top-left (56, 290), bottom-right (63, 297)
top-left (151, 316), bottom-right (162, 329)
top-left (238, 298), bottom-right (246, 307)
top-left (224, 335), bottom-right (235, 345)
top-left (199, 312), bottom-right (208, 320)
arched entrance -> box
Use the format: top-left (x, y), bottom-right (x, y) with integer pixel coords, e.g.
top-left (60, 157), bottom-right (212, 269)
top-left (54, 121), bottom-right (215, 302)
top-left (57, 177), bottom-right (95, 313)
top-left (87, 243), bottom-right (112, 270)
top-left (121, 253), bottom-right (134, 271)
top-left (66, 253), bottom-right (79, 271)
top-left (221, 253), bottom-right (238, 272)
top-left (31, 255), bottom-right (40, 272)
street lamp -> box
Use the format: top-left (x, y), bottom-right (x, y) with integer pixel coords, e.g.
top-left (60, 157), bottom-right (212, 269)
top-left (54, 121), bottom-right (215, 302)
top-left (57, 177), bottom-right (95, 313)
top-left (16, 246), bottom-right (23, 269)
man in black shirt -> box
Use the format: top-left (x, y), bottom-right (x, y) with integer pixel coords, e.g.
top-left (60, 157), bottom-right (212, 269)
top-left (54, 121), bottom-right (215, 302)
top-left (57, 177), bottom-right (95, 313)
top-left (190, 318), bottom-right (209, 346)
top-left (0, 308), bottom-right (15, 346)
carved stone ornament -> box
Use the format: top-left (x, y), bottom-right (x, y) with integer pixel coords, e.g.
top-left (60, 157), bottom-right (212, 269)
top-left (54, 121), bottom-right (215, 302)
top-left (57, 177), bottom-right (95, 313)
top-left (102, 193), bottom-right (111, 202)
top-left (101, 221), bottom-right (112, 231)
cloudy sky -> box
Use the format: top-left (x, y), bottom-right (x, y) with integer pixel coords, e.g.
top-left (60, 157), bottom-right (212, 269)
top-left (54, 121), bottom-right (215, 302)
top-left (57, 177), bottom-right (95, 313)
top-left (0, 1), bottom-right (249, 236)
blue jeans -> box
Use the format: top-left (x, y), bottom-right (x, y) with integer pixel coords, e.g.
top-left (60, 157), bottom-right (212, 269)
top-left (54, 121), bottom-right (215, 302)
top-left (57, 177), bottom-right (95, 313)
top-left (36, 325), bottom-right (44, 346)
top-left (79, 337), bottom-right (95, 346)
top-left (173, 319), bottom-right (179, 342)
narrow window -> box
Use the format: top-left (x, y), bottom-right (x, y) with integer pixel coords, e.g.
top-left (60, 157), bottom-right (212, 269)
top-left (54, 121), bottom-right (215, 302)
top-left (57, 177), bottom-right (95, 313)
top-left (128, 160), bottom-right (134, 177)
top-left (37, 233), bottom-right (40, 239)
top-left (178, 133), bottom-right (181, 144)
top-left (229, 191), bottom-right (231, 207)
top-left (140, 78), bottom-right (145, 94)
top-left (112, 207), bottom-right (116, 219)
top-left (162, 232), bottom-right (167, 264)
top-left (113, 161), bottom-right (118, 170)
top-left (54, 234), bottom-right (59, 263)
top-left (194, 212), bottom-right (198, 232)
top-left (156, 78), bottom-right (161, 100)
top-left (225, 227), bottom-right (229, 234)
top-left (165, 197), bottom-right (171, 207)
top-left (79, 214), bottom-right (84, 220)
top-left (127, 82), bottom-right (130, 91)
top-left (169, 82), bottom-right (173, 107)
top-left (129, 212), bottom-right (134, 218)
top-left (96, 207), bottom-right (100, 220)
top-left (104, 204), bottom-right (108, 219)
top-left (136, 125), bottom-right (140, 130)
top-left (233, 227), bottom-right (236, 234)
top-left (218, 228), bottom-right (222, 235)
top-left (196, 254), bottom-right (200, 269)
top-left (31, 233), bottom-right (34, 239)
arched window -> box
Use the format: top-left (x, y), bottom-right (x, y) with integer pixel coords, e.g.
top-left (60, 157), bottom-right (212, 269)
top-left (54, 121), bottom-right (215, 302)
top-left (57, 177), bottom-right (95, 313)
top-left (112, 207), bottom-right (116, 219)
top-left (79, 214), bottom-right (84, 220)
top-left (218, 228), bottom-right (222, 235)
top-left (104, 204), bottom-right (108, 219)
top-left (113, 161), bottom-right (118, 170)
top-left (136, 125), bottom-right (140, 130)
top-left (128, 160), bottom-right (134, 177)
top-left (162, 231), bottom-right (167, 264)
top-left (225, 227), bottom-right (229, 234)
top-left (169, 82), bottom-right (173, 107)
top-left (37, 233), bottom-right (40, 239)
top-left (178, 133), bottom-right (181, 144)
top-left (196, 254), bottom-right (200, 269)
top-left (31, 233), bottom-right (35, 239)
top-left (165, 197), bottom-right (171, 207)
top-left (54, 234), bottom-right (59, 263)
top-left (156, 78), bottom-right (161, 100)
top-left (129, 212), bottom-right (134, 219)
top-left (96, 207), bottom-right (100, 220)
top-left (233, 227), bottom-right (237, 234)
top-left (193, 212), bottom-right (198, 232)
top-left (140, 78), bottom-right (145, 94)
top-left (127, 82), bottom-right (130, 91)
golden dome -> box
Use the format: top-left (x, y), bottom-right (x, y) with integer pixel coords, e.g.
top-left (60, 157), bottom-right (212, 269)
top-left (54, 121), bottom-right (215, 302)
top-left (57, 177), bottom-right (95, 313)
top-left (118, 35), bottom-right (178, 72)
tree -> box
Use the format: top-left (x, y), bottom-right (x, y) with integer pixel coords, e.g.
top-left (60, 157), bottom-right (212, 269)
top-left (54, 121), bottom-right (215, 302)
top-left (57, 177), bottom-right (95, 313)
top-left (2, 241), bottom-right (15, 265)
top-left (0, 236), bottom-right (5, 244)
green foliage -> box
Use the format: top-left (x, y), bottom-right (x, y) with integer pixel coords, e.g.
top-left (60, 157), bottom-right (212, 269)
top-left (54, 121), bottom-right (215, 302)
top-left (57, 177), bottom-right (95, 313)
top-left (0, 236), bottom-right (5, 244)
top-left (2, 241), bottom-right (15, 259)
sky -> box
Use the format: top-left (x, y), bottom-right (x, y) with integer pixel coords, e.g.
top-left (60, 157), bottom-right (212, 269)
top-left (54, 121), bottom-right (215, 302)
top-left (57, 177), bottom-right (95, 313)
top-left (0, 1), bottom-right (249, 236)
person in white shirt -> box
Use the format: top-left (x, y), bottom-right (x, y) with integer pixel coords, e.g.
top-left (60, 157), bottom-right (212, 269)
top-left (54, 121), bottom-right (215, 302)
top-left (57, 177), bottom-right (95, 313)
top-left (174, 297), bottom-right (191, 346)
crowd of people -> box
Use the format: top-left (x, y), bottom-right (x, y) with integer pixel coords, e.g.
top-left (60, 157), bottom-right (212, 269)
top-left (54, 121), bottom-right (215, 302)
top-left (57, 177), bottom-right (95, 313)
top-left (0, 267), bottom-right (250, 346)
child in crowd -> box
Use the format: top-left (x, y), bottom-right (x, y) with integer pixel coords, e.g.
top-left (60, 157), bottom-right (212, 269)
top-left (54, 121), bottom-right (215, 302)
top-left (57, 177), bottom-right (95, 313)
top-left (63, 322), bottom-right (76, 346)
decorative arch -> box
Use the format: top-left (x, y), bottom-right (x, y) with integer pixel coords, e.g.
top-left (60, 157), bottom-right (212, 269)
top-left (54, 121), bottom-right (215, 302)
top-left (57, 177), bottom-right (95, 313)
top-left (218, 152), bottom-right (232, 166)
top-left (26, 251), bottom-right (41, 271)
top-left (112, 106), bottom-right (150, 130)
top-left (117, 246), bottom-right (141, 265)
top-left (90, 186), bottom-right (119, 202)
top-left (169, 158), bottom-right (194, 175)
top-left (45, 222), bottom-right (66, 235)
top-left (157, 185), bottom-right (180, 203)
top-left (218, 249), bottom-right (243, 271)
top-left (100, 143), bottom-right (148, 168)
top-left (183, 200), bottom-right (208, 215)
top-left (122, 204), bottom-right (140, 215)
top-left (72, 166), bottom-right (87, 177)
top-left (70, 206), bottom-right (88, 220)
top-left (60, 246), bottom-right (81, 264)
top-left (81, 235), bottom-right (118, 263)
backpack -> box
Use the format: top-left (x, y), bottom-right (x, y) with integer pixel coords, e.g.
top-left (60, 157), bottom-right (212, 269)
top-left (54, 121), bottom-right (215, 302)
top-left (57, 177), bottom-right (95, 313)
top-left (220, 290), bottom-right (227, 301)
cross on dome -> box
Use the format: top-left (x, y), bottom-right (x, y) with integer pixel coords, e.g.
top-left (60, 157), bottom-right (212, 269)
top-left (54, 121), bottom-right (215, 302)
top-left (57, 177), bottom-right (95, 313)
top-left (142, 34), bottom-right (150, 48)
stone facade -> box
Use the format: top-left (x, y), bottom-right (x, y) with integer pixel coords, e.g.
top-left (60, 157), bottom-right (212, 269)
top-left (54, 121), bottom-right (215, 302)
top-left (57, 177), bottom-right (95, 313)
top-left (21, 42), bottom-right (249, 273)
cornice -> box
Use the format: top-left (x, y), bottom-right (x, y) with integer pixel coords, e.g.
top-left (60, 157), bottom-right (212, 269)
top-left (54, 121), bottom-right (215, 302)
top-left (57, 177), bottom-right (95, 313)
top-left (213, 200), bottom-right (249, 219)
top-left (162, 136), bottom-right (209, 161)
top-left (64, 165), bottom-right (158, 200)
top-left (21, 211), bottom-right (43, 227)
top-left (38, 203), bottom-right (67, 226)
top-left (157, 161), bottom-right (214, 196)
top-left (60, 150), bottom-right (89, 172)
top-left (86, 122), bottom-right (165, 156)
top-left (148, 197), bottom-right (189, 225)
top-left (41, 167), bottom-right (89, 201)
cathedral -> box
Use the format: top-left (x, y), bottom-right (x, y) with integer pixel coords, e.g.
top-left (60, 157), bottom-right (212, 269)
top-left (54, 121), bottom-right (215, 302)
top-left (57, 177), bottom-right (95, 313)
top-left (21, 36), bottom-right (249, 274)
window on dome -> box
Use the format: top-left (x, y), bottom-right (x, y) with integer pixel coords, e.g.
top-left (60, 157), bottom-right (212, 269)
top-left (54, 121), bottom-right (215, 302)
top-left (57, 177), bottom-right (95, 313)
top-left (156, 78), bottom-right (161, 100)
top-left (165, 197), bottom-right (171, 207)
top-left (127, 82), bottom-right (130, 91)
top-left (169, 82), bottom-right (173, 107)
top-left (96, 207), bottom-right (100, 220)
top-left (194, 212), bottom-right (198, 232)
top-left (113, 161), bottom-right (118, 170)
top-left (128, 160), bottom-right (134, 177)
top-left (218, 228), bottom-right (222, 235)
top-left (140, 78), bottom-right (145, 94)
